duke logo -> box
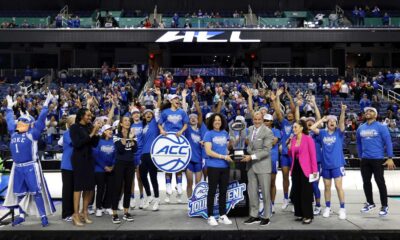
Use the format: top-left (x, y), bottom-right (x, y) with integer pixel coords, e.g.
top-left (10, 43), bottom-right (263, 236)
top-left (151, 132), bottom-right (192, 173)
top-left (188, 181), bottom-right (246, 219)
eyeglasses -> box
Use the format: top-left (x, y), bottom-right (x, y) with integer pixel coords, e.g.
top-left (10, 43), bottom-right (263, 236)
top-left (18, 118), bottom-right (31, 124)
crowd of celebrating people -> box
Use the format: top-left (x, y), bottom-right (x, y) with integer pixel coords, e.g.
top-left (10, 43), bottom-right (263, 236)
top-left (1, 68), bottom-right (398, 228)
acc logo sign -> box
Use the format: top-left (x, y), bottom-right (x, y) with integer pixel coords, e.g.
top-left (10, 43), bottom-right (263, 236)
top-left (188, 181), bottom-right (246, 219)
top-left (151, 132), bottom-right (192, 173)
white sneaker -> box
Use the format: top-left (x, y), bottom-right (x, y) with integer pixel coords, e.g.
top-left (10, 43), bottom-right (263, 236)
top-left (208, 216), bottom-right (218, 226)
top-left (88, 206), bottom-right (95, 215)
top-left (96, 209), bottom-right (103, 217)
top-left (272, 205), bottom-right (276, 214)
top-left (139, 198), bottom-right (145, 209)
top-left (291, 205), bottom-right (295, 213)
top-left (176, 194), bottom-right (183, 203)
top-left (152, 198), bottom-right (160, 211)
top-left (105, 208), bottom-right (113, 215)
top-left (322, 207), bottom-right (331, 218)
top-left (177, 183), bottom-right (183, 195)
top-left (282, 198), bottom-right (289, 210)
top-left (142, 197), bottom-right (150, 209)
top-left (218, 215), bottom-right (232, 225)
top-left (338, 208), bottom-right (346, 220)
top-left (147, 196), bottom-right (154, 204)
top-left (165, 194), bottom-right (171, 203)
top-left (118, 197), bottom-right (124, 210)
top-left (130, 198), bottom-right (136, 209)
top-left (313, 206), bottom-right (321, 215)
top-left (166, 183), bottom-right (173, 195)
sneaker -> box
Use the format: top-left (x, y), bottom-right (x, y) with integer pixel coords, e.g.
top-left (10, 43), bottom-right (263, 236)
top-left (112, 215), bottom-right (121, 224)
top-left (218, 215), bottom-right (232, 225)
top-left (130, 197), bottom-right (136, 209)
top-left (313, 206), bottom-right (321, 215)
top-left (322, 207), bottom-right (331, 218)
top-left (105, 208), bottom-right (113, 215)
top-left (260, 218), bottom-right (270, 226)
top-left (291, 205), bottom-right (295, 213)
top-left (166, 183), bottom-right (173, 195)
top-left (41, 216), bottom-right (49, 227)
top-left (165, 195), bottom-right (171, 203)
top-left (207, 216), bottom-right (218, 226)
top-left (142, 198), bottom-right (150, 209)
top-left (379, 206), bottom-right (389, 217)
top-left (12, 216), bottom-right (25, 226)
top-left (244, 217), bottom-right (261, 225)
top-left (96, 209), bottom-right (103, 217)
top-left (152, 198), bottom-right (160, 211)
top-left (88, 205), bottom-right (95, 215)
top-left (118, 200), bottom-right (124, 210)
top-left (177, 183), bottom-right (183, 195)
top-left (282, 198), bottom-right (289, 210)
top-left (139, 198), bottom-right (145, 209)
top-left (123, 213), bottom-right (134, 222)
top-left (360, 202), bottom-right (376, 213)
top-left (148, 196), bottom-right (154, 203)
top-left (271, 205), bottom-right (276, 214)
top-left (338, 208), bottom-right (346, 220)
top-left (176, 194), bottom-right (183, 203)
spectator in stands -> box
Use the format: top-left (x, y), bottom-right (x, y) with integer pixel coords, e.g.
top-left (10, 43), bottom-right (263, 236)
top-left (329, 11), bottom-right (339, 27)
top-left (24, 65), bottom-right (33, 83)
top-left (352, 82), bottom-right (362, 102)
top-left (185, 76), bottom-right (194, 90)
top-left (307, 78), bottom-right (316, 95)
top-left (55, 14), bottom-right (63, 28)
top-left (194, 74), bottom-right (204, 93)
top-left (316, 78), bottom-right (323, 95)
top-left (358, 7), bottom-right (366, 26)
top-left (376, 72), bottom-right (385, 84)
top-left (339, 79), bottom-right (349, 99)
top-left (386, 71), bottom-right (395, 86)
top-left (158, 20), bottom-right (165, 28)
top-left (387, 99), bottom-right (399, 113)
top-left (172, 13), bottom-right (179, 27)
top-left (372, 6), bottom-right (381, 17)
top-left (152, 18), bottom-right (159, 28)
top-left (143, 18), bottom-right (152, 28)
top-left (352, 7), bottom-right (359, 26)
top-left (183, 19), bottom-right (192, 28)
top-left (382, 12), bottom-right (390, 26)
top-left (198, 9), bottom-right (204, 18)
top-left (322, 80), bottom-right (331, 96)
top-left (364, 82), bottom-right (374, 99)
top-left (73, 16), bottom-right (80, 28)
top-left (394, 79), bottom-right (400, 94)
top-left (321, 95), bottom-right (332, 115)
top-left (330, 82), bottom-right (338, 97)
top-left (388, 120), bottom-right (400, 138)
top-left (359, 94), bottom-right (371, 112)
top-left (371, 95), bottom-right (381, 115)
top-left (233, 10), bottom-right (240, 18)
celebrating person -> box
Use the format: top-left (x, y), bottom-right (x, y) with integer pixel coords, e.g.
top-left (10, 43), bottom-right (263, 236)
top-left (204, 113), bottom-right (233, 226)
top-left (4, 93), bottom-right (56, 227)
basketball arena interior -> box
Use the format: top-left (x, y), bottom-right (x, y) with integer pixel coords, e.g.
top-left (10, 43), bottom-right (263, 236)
top-left (0, 0), bottom-right (400, 240)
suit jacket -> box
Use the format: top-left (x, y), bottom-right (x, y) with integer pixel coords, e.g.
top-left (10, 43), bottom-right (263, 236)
top-left (288, 133), bottom-right (318, 177)
top-left (246, 125), bottom-right (273, 174)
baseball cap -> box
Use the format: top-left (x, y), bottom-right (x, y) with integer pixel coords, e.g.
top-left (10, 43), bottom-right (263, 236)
top-left (235, 115), bottom-right (245, 122)
top-left (364, 107), bottom-right (378, 115)
top-left (205, 112), bottom-right (213, 120)
top-left (100, 124), bottom-right (112, 135)
top-left (168, 94), bottom-right (179, 101)
top-left (263, 114), bottom-right (273, 121)
top-left (18, 115), bottom-right (35, 124)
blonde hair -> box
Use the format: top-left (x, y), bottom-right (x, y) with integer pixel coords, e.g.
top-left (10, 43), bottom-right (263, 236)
top-left (66, 115), bottom-right (76, 129)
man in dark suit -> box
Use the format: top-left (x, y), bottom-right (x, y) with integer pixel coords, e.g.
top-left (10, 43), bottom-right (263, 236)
top-left (241, 111), bottom-right (273, 226)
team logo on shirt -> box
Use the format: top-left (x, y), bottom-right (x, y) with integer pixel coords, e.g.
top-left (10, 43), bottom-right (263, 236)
top-left (188, 181), bottom-right (246, 219)
top-left (151, 132), bottom-right (192, 173)
top-left (322, 136), bottom-right (337, 146)
top-left (212, 136), bottom-right (227, 146)
top-left (360, 129), bottom-right (378, 139)
top-left (167, 115), bottom-right (183, 125)
top-left (190, 133), bottom-right (201, 143)
top-left (284, 125), bottom-right (292, 135)
top-left (100, 145), bottom-right (115, 154)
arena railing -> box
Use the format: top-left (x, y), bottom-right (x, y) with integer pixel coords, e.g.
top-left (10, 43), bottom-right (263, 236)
top-left (67, 67), bottom-right (138, 77)
top-left (261, 68), bottom-right (338, 77)
top-left (0, 68), bottom-right (54, 79)
top-left (159, 68), bottom-right (249, 77)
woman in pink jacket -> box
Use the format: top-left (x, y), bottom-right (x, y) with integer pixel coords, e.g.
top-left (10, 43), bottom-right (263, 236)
top-left (288, 120), bottom-right (318, 224)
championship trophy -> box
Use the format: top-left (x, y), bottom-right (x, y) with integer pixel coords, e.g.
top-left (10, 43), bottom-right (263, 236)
top-left (230, 119), bottom-right (246, 161)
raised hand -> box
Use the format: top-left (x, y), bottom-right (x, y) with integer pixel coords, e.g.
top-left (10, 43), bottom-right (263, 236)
top-left (270, 91), bottom-right (277, 101)
top-left (341, 102), bottom-right (347, 112)
top-left (6, 95), bottom-right (15, 109)
top-left (276, 88), bottom-right (284, 97)
top-left (154, 87), bottom-right (161, 96)
top-left (296, 98), bottom-right (304, 107)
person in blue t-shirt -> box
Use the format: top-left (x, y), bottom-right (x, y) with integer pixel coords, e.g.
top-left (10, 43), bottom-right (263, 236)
top-left (356, 107), bottom-right (395, 217)
top-left (92, 124), bottom-right (115, 217)
top-left (140, 88), bottom-right (162, 210)
top-left (58, 115), bottom-right (76, 221)
top-left (204, 113), bottom-right (233, 226)
top-left (272, 88), bottom-right (296, 209)
top-left (310, 103), bottom-right (347, 220)
top-left (263, 114), bottom-right (281, 214)
top-left (159, 94), bottom-right (189, 203)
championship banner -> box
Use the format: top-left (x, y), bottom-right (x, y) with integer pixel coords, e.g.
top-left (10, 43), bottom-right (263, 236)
top-left (188, 181), bottom-right (246, 219)
top-left (151, 132), bottom-right (192, 173)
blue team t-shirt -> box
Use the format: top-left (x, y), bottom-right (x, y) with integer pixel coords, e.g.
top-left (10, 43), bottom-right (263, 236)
top-left (142, 118), bottom-right (160, 154)
top-left (93, 138), bottom-right (115, 172)
top-left (271, 128), bottom-right (281, 162)
top-left (159, 108), bottom-right (189, 133)
top-left (186, 126), bottom-right (203, 163)
top-left (203, 130), bottom-right (230, 168)
top-left (61, 130), bottom-right (73, 171)
top-left (310, 131), bottom-right (323, 163)
top-left (280, 119), bottom-right (293, 155)
top-left (131, 121), bottom-right (143, 162)
top-left (319, 129), bottom-right (346, 169)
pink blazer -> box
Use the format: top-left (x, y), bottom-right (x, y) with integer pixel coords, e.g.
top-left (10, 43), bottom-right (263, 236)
top-left (288, 133), bottom-right (318, 177)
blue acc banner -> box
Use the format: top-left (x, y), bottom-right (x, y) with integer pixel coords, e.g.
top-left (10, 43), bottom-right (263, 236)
top-left (151, 133), bottom-right (192, 173)
top-left (188, 181), bottom-right (246, 219)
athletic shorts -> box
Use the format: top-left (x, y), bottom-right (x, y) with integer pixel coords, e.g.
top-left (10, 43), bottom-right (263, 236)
top-left (321, 167), bottom-right (345, 179)
top-left (13, 163), bottom-right (42, 196)
top-left (271, 159), bottom-right (278, 174)
top-left (134, 155), bottom-right (141, 167)
top-left (187, 161), bottom-right (202, 173)
top-left (280, 154), bottom-right (292, 168)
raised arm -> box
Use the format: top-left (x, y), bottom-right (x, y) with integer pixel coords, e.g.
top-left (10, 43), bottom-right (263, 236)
top-left (272, 89), bottom-right (284, 122)
top-left (339, 102), bottom-right (346, 132)
top-left (295, 98), bottom-right (303, 121)
top-left (181, 89), bottom-right (188, 112)
top-left (311, 96), bottom-right (321, 121)
top-left (5, 95), bottom-right (16, 134)
top-left (245, 88), bottom-right (254, 117)
top-left (106, 95), bottom-right (117, 125)
top-left (286, 90), bottom-right (296, 114)
top-left (193, 92), bottom-right (203, 127)
top-left (310, 116), bottom-right (327, 135)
